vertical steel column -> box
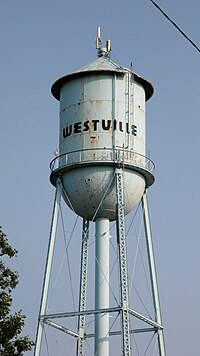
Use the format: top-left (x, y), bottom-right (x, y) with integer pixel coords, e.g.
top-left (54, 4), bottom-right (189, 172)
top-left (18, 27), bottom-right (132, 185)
top-left (95, 218), bottom-right (110, 356)
top-left (116, 169), bottom-right (131, 356)
top-left (34, 179), bottom-right (62, 356)
top-left (142, 192), bottom-right (166, 356)
top-left (76, 218), bottom-right (90, 356)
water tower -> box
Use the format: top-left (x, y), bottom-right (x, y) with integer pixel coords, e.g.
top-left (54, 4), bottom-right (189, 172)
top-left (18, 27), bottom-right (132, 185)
top-left (34, 28), bottom-right (166, 356)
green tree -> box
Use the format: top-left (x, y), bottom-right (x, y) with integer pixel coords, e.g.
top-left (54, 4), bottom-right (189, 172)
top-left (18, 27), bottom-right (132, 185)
top-left (0, 227), bottom-right (34, 355)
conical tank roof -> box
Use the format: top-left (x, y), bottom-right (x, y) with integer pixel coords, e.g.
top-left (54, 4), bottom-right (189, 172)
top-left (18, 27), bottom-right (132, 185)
top-left (51, 55), bottom-right (154, 101)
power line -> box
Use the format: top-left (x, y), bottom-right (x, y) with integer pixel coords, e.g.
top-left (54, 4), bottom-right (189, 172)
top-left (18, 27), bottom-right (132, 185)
top-left (149, 0), bottom-right (200, 53)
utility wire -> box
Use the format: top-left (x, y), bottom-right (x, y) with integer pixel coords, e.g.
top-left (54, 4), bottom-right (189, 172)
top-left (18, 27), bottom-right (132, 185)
top-left (149, 0), bottom-right (200, 53)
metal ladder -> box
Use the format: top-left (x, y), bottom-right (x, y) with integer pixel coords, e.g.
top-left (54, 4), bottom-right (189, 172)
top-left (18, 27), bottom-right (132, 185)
top-left (125, 72), bottom-right (134, 149)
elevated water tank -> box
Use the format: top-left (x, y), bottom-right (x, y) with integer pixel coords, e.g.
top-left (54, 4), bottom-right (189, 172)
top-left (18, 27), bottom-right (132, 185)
top-left (50, 49), bottom-right (154, 221)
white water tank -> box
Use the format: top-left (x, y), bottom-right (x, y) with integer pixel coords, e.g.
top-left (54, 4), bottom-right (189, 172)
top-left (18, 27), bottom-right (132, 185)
top-left (50, 53), bottom-right (154, 221)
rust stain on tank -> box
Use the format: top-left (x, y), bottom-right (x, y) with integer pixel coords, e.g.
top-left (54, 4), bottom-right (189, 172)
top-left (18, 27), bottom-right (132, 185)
top-left (95, 99), bottom-right (102, 107)
top-left (90, 135), bottom-right (98, 145)
top-left (89, 120), bottom-right (94, 134)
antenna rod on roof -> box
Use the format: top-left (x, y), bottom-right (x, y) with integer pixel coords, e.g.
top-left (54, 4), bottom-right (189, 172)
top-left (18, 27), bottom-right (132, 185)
top-left (96, 26), bottom-right (111, 58)
top-left (96, 26), bottom-right (102, 49)
top-left (97, 27), bottom-right (101, 41)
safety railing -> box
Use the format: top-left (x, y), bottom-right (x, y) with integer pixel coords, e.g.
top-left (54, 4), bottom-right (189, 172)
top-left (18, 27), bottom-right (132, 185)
top-left (50, 148), bottom-right (155, 175)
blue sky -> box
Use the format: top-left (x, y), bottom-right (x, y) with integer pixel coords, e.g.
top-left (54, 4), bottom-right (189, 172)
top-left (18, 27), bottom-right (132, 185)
top-left (0, 1), bottom-right (200, 355)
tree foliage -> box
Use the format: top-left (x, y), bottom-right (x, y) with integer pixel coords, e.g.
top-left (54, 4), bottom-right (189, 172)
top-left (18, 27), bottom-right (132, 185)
top-left (0, 227), bottom-right (34, 355)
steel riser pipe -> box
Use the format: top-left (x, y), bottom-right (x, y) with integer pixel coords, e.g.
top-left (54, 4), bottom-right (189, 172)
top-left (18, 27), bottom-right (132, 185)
top-left (95, 218), bottom-right (110, 356)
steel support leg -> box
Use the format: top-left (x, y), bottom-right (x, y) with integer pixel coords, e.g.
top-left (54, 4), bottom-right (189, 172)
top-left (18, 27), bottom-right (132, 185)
top-left (34, 179), bottom-right (62, 356)
top-left (76, 218), bottom-right (90, 356)
top-left (116, 169), bottom-right (131, 356)
top-left (142, 192), bottom-right (166, 356)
